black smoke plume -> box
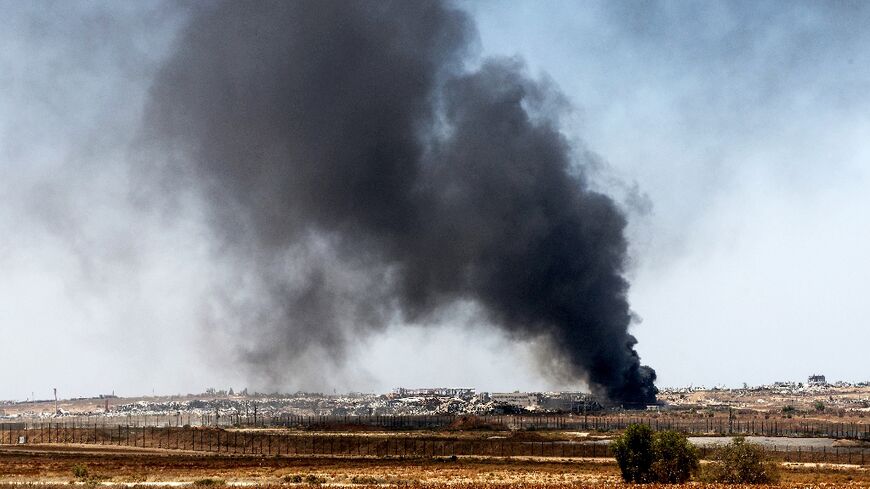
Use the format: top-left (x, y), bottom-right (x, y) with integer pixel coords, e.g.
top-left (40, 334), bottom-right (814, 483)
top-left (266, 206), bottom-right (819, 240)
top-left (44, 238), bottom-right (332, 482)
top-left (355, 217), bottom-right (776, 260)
top-left (143, 0), bottom-right (657, 405)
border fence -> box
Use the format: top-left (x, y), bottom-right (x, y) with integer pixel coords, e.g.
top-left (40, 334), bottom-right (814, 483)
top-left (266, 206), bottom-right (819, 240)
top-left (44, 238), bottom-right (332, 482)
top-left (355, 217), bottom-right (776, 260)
top-left (0, 421), bottom-right (867, 466)
top-left (4, 414), bottom-right (867, 440)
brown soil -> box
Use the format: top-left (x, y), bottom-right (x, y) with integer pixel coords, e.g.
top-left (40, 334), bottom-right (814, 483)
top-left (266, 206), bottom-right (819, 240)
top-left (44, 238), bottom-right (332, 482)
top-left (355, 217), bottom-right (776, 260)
top-left (446, 416), bottom-right (509, 432)
top-left (301, 423), bottom-right (375, 432)
top-left (1, 443), bottom-right (868, 486)
top-left (0, 444), bottom-right (617, 485)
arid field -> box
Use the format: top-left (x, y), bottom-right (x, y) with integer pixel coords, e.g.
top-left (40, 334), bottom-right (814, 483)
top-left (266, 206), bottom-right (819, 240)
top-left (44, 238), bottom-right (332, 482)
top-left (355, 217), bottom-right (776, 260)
top-left (2, 391), bottom-right (868, 486)
top-left (1, 433), bottom-right (868, 488)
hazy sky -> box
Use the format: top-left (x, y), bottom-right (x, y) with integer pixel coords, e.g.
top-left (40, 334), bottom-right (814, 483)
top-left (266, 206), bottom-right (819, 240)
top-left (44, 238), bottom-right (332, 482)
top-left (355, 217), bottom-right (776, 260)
top-left (1, 1), bottom-right (868, 401)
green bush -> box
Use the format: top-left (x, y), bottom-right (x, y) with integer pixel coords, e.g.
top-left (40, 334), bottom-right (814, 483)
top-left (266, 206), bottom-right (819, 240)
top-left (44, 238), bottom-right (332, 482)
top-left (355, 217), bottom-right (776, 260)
top-left (612, 424), bottom-right (699, 483)
top-left (283, 474), bottom-right (303, 483)
top-left (71, 464), bottom-right (89, 479)
top-left (611, 424), bottom-right (655, 482)
top-left (703, 436), bottom-right (779, 484)
top-left (651, 430), bottom-right (699, 483)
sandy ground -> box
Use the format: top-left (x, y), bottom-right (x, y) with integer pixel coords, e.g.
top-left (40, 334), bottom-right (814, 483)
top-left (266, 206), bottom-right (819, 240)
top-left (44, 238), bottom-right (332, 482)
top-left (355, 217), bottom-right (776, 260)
top-left (0, 444), bottom-right (619, 486)
top-left (1, 443), bottom-right (868, 487)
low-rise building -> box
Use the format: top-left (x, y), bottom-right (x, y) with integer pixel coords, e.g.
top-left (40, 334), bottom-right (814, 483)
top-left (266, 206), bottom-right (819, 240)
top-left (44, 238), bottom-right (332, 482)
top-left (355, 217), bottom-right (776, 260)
top-left (808, 375), bottom-right (827, 386)
top-left (491, 392), bottom-right (539, 408)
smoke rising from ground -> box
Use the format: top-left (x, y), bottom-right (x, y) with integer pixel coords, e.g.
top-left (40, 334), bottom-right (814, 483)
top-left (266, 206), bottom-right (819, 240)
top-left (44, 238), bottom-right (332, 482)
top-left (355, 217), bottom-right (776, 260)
top-left (143, 0), bottom-right (656, 404)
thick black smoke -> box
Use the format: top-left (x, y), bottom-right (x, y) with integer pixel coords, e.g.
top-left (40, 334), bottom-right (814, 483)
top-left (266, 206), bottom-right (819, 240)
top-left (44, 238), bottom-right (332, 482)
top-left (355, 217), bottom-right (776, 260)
top-left (143, 0), bottom-right (656, 405)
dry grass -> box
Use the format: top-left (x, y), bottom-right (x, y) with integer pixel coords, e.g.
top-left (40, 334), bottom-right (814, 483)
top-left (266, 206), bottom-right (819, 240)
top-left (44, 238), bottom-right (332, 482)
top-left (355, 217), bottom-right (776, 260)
top-left (1, 484), bottom-right (869, 489)
top-left (0, 443), bottom-right (867, 487)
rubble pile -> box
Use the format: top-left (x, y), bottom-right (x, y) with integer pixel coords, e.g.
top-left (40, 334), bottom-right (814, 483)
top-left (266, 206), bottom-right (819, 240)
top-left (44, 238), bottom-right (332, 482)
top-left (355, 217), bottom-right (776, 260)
top-left (1, 389), bottom-right (592, 420)
top-left (4, 380), bottom-right (866, 420)
top-left (99, 392), bottom-right (502, 418)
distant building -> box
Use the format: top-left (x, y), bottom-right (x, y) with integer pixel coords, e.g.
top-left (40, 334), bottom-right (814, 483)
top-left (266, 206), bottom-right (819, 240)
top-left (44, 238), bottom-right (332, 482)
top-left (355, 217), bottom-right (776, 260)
top-left (490, 392), bottom-right (600, 412)
top-left (808, 375), bottom-right (827, 386)
top-left (392, 387), bottom-right (475, 398)
top-left (491, 392), bottom-right (539, 408)
top-left (540, 393), bottom-right (600, 412)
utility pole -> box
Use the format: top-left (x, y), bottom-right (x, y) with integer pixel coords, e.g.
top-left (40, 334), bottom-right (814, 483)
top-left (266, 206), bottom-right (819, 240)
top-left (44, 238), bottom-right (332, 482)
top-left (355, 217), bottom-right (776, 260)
top-left (53, 388), bottom-right (58, 415)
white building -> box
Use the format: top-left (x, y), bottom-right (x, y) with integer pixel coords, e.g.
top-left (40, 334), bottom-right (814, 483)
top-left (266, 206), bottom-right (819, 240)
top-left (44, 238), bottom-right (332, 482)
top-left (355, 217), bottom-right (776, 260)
top-left (491, 392), bottom-right (540, 408)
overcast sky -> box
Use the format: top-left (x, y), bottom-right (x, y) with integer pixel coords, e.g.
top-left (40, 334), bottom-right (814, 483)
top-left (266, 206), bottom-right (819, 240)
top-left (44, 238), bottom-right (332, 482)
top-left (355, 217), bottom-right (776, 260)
top-left (1, 1), bottom-right (868, 401)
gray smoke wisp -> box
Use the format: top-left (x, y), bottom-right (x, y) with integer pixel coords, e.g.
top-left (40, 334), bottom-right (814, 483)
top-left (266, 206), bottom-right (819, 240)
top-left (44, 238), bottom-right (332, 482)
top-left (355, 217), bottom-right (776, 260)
top-left (142, 0), bottom-right (656, 405)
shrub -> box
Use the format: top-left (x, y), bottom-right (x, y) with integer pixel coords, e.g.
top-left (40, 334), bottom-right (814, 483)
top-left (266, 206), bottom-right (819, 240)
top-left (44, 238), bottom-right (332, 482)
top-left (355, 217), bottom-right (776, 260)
top-left (304, 474), bottom-right (326, 485)
top-left (350, 475), bottom-right (381, 484)
top-left (283, 474), bottom-right (303, 483)
top-left (703, 436), bottom-right (779, 484)
top-left (71, 464), bottom-right (89, 479)
top-left (611, 424), bottom-right (655, 483)
top-left (193, 479), bottom-right (226, 487)
top-left (612, 425), bottom-right (700, 483)
top-left (651, 430), bottom-right (699, 483)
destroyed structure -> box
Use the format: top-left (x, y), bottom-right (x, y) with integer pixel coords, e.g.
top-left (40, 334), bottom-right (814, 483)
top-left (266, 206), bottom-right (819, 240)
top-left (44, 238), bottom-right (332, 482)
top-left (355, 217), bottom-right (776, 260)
top-left (4, 379), bottom-right (869, 421)
top-left (490, 392), bottom-right (599, 412)
top-left (808, 374), bottom-right (827, 386)
top-left (1, 388), bottom-right (603, 420)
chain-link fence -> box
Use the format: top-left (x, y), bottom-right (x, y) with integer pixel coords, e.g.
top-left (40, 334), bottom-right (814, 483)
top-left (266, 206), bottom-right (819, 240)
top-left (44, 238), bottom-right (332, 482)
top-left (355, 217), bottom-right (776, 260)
top-left (5, 414), bottom-right (867, 440)
top-left (0, 423), bottom-right (867, 465)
